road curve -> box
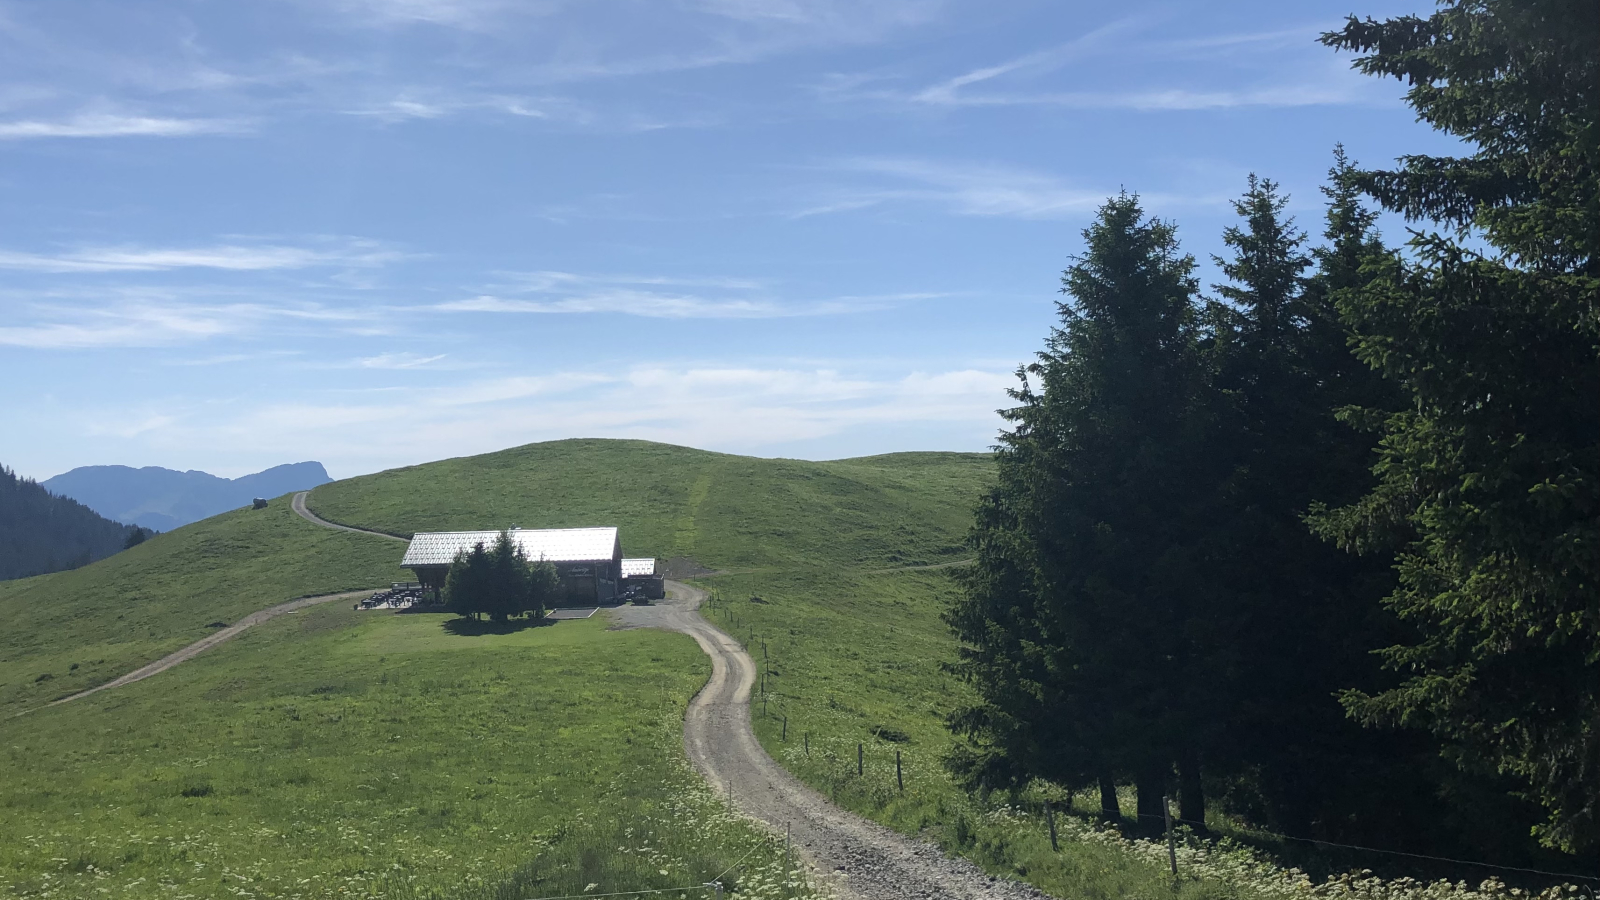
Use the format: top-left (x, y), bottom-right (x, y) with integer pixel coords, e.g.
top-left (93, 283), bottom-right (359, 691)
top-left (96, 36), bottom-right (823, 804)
top-left (286, 502), bottom-right (1048, 900)
top-left (21, 588), bottom-right (378, 715)
top-left (292, 491), bottom-right (408, 542)
top-left (612, 582), bottom-right (1052, 900)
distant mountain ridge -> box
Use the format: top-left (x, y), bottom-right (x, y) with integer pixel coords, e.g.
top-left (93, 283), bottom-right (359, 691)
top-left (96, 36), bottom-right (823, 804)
top-left (43, 461), bottom-right (332, 531)
top-left (0, 465), bottom-right (139, 581)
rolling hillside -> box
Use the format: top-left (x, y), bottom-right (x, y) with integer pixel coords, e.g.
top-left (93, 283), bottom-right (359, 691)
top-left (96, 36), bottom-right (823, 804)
top-left (0, 493), bottom-right (407, 716)
top-left (0, 439), bottom-right (995, 900)
top-left (308, 439), bottom-right (991, 573)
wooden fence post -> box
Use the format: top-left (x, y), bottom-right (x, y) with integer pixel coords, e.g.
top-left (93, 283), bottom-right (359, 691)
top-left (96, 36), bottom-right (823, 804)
top-left (1045, 799), bottom-right (1059, 851)
top-left (857, 742), bottom-right (863, 776)
top-left (896, 750), bottom-right (903, 791)
top-left (1164, 794), bottom-right (1178, 878)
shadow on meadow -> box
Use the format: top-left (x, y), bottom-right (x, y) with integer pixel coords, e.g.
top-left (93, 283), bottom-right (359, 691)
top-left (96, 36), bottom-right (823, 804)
top-left (441, 616), bottom-right (555, 637)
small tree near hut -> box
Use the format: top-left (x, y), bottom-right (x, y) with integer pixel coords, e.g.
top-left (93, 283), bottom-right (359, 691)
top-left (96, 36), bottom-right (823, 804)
top-left (443, 530), bottom-right (560, 622)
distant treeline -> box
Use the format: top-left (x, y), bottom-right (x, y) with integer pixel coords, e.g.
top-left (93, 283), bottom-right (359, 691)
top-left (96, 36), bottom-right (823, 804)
top-left (0, 465), bottom-right (149, 581)
top-left (948, 0), bottom-right (1596, 872)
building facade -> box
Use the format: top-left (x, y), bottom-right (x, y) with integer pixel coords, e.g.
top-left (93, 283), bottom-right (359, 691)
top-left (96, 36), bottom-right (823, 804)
top-left (401, 526), bottom-right (623, 605)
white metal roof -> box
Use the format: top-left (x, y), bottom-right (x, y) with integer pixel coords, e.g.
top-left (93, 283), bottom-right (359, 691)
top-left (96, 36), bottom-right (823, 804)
top-left (620, 558), bottom-right (657, 577)
top-left (402, 527), bottom-right (620, 567)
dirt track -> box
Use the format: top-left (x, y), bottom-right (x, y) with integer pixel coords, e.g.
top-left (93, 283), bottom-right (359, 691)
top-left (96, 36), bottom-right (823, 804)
top-left (612, 582), bottom-right (1052, 900)
top-left (292, 491), bottom-right (408, 541)
top-left (24, 489), bottom-right (396, 714)
top-left (33, 588), bottom-right (376, 712)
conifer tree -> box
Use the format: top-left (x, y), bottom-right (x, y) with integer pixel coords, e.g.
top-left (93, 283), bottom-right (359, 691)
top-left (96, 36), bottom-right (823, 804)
top-left (948, 194), bottom-right (1214, 829)
top-left (1316, 0), bottom-right (1599, 852)
top-left (1198, 168), bottom-right (1414, 841)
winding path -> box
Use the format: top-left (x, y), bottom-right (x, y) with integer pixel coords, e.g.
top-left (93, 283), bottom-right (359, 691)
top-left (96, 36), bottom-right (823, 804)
top-left (292, 491), bottom-right (407, 541)
top-left (282, 489), bottom-right (1049, 900)
top-left (39, 589), bottom-right (377, 710)
top-left (613, 583), bottom-right (1051, 900)
top-left (18, 490), bottom-right (395, 715)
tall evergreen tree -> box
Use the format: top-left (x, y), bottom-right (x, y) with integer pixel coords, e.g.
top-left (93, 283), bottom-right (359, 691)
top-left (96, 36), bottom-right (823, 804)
top-left (948, 194), bottom-right (1215, 829)
top-left (1196, 169), bottom-right (1424, 843)
top-left (1316, 0), bottom-right (1599, 853)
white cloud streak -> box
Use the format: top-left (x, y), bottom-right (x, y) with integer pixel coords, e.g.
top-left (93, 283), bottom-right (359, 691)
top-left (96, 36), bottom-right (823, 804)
top-left (100, 362), bottom-right (1009, 476)
top-left (0, 240), bottom-right (403, 273)
top-left (794, 157), bottom-right (1114, 220)
top-left (439, 270), bottom-right (934, 318)
top-left (0, 113), bottom-right (245, 139)
top-left (0, 301), bottom-right (371, 349)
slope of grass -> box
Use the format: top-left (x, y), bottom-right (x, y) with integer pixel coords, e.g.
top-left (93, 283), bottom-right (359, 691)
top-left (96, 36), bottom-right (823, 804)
top-left (0, 605), bottom-right (809, 900)
top-left (309, 440), bottom-right (1262, 897)
top-left (308, 439), bottom-right (991, 573)
top-left (0, 494), bottom-right (408, 717)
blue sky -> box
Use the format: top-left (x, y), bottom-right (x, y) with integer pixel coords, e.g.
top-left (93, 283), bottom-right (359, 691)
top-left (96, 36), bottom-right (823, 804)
top-left (1, 0), bottom-right (1451, 480)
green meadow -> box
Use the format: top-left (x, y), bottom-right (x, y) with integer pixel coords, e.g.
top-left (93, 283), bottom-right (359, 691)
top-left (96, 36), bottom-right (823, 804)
top-left (309, 440), bottom-right (1266, 897)
top-left (3, 437), bottom-right (1362, 900)
top-left (0, 605), bottom-right (802, 900)
top-left (0, 495), bottom-right (408, 718)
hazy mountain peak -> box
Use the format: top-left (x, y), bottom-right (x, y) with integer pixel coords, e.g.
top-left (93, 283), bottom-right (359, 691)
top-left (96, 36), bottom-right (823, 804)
top-left (42, 462), bottom-right (332, 531)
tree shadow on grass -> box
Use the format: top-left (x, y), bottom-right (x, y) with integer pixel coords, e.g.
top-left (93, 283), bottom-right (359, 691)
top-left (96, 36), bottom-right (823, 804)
top-left (441, 616), bottom-right (555, 637)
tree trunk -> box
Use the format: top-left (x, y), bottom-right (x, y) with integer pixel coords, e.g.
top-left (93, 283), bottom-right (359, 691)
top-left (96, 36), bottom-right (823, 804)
top-left (1135, 763), bottom-right (1167, 836)
top-left (1097, 772), bottom-right (1121, 823)
top-left (1178, 747), bottom-right (1205, 832)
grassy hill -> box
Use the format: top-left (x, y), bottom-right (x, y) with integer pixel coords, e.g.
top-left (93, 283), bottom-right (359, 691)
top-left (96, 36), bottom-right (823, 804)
top-left (307, 441), bottom-right (1231, 897)
top-left (0, 494), bottom-right (408, 717)
top-left (309, 439), bottom-right (990, 573)
top-left (0, 439), bottom-right (994, 900)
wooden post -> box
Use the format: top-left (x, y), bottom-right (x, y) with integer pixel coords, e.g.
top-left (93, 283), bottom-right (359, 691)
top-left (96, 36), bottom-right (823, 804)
top-left (1045, 799), bottom-right (1059, 852)
top-left (1164, 794), bottom-right (1178, 877)
top-left (896, 749), bottom-right (903, 791)
top-left (804, 732), bottom-right (809, 756)
top-left (782, 715), bottom-right (787, 741)
top-left (857, 742), bottom-right (863, 776)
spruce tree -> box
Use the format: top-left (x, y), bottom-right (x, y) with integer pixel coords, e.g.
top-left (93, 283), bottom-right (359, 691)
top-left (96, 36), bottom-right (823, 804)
top-left (1316, 0), bottom-right (1599, 853)
top-left (948, 194), bottom-right (1214, 829)
top-left (1197, 168), bottom-right (1420, 842)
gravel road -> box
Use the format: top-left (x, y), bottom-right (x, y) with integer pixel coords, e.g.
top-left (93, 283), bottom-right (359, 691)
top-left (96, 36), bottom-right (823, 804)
top-left (30, 588), bottom-right (377, 713)
top-left (611, 582), bottom-right (1053, 900)
top-left (24, 488), bottom-right (396, 715)
top-left (292, 491), bottom-right (408, 541)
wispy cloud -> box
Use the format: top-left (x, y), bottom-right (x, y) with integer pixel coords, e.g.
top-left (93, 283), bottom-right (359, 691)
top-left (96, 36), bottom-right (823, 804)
top-left (910, 16), bottom-right (1146, 106)
top-left (108, 361), bottom-right (1009, 476)
top-left (357, 351), bottom-right (448, 369)
top-left (316, 0), bottom-right (528, 28)
top-left (0, 299), bottom-right (373, 349)
top-left (794, 157), bottom-right (1114, 220)
top-left (907, 83), bottom-right (1368, 111)
top-left (0, 304), bottom-right (248, 349)
top-left (827, 17), bottom-right (1377, 112)
top-left (346, 92), bottom-right (553, 122)
top-left (439, 271), bottom-right (934, 318)
top-left (0, 240), bottom-right (403, 273)
top-left (0, 112), bottom-right (245, 139)
top-left (442, 292), bottom-right (786, 318)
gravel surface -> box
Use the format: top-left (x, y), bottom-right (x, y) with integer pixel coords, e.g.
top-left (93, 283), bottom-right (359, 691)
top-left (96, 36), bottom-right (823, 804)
top-left (292, 491), bottom-right (408, 541)
top-left (611, 582), bottom-right (1054, 900)
top-left (29, 588), bottom-right (377, 714)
